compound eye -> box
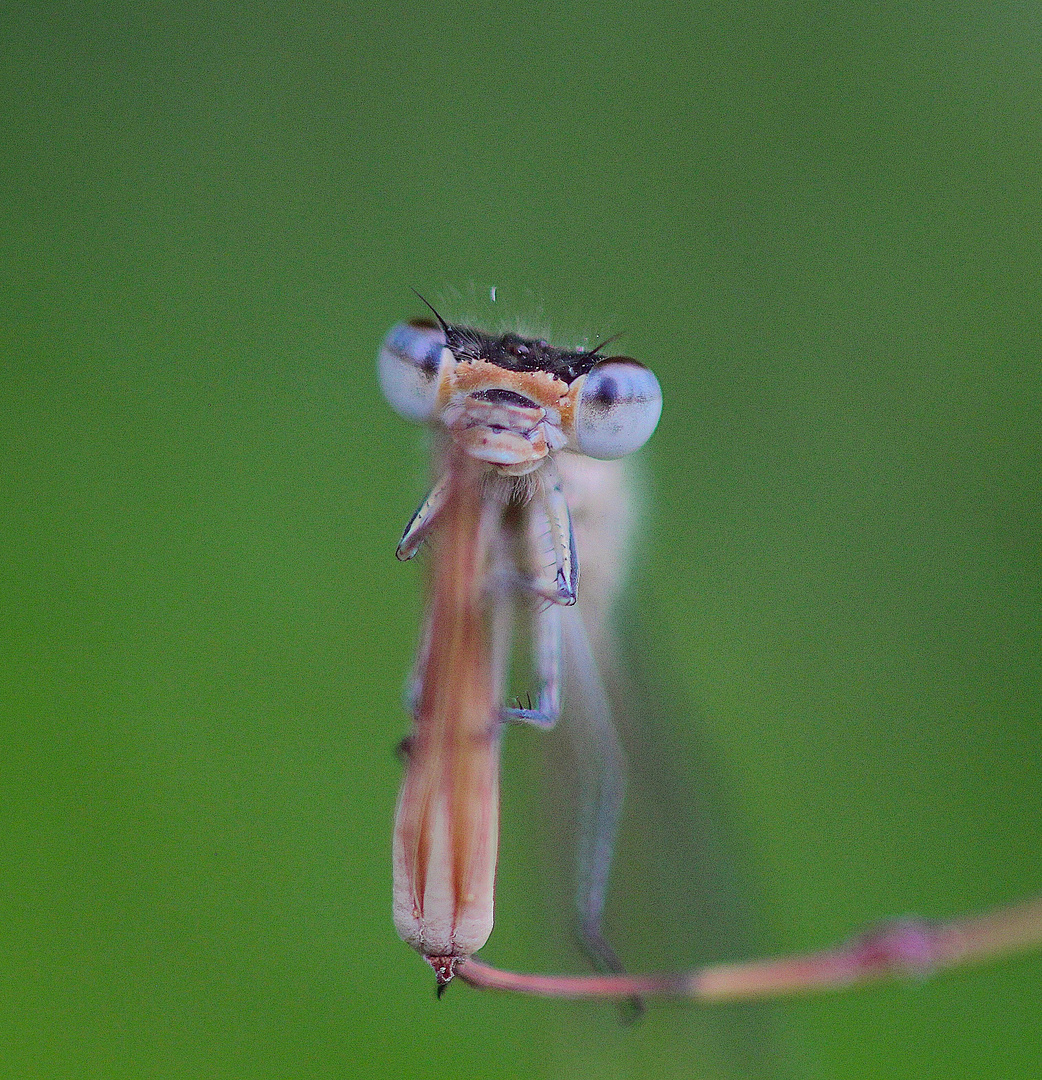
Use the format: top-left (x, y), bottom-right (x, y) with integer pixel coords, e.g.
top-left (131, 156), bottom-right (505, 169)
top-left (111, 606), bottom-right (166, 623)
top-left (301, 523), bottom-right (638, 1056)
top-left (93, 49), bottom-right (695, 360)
top-left (573, 358), bottom-right (662, 459)
top-left (378, 320), bottom-right (451, 423)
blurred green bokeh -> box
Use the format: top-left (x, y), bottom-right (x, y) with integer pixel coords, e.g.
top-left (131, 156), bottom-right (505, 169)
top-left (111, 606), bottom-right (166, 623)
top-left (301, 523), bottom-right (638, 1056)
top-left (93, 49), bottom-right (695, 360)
top-left (2, 3), bottom-right (1040, 1077)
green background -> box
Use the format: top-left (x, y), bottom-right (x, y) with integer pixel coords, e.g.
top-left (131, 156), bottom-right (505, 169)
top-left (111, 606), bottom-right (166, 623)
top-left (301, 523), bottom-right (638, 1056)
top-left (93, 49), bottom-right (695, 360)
top-left (3, 2), bottom-right (1040, 1077)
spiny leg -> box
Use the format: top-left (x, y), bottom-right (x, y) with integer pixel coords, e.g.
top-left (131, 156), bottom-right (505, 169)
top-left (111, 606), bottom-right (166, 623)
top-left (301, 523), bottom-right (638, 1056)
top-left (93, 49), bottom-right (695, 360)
top-left (502, 478), bottom-right (574, 727)
top-left (538, 464), bottom-right (578, 605)
top-left (503, 599), bottom-right (562, 728)
top-left (396, 472), bottom-right (451, 561)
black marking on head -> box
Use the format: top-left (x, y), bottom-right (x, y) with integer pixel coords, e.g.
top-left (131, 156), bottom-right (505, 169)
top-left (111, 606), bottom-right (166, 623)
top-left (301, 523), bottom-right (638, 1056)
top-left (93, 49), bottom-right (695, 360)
top-left (471, 388), bottom-right (537, 407)
top-left (444, 325), bottom-right (605, 384)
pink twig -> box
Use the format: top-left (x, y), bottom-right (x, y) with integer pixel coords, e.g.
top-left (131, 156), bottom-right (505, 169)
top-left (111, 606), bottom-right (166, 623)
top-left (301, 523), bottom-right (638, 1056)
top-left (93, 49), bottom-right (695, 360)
top-left (457, 894), bottom-right (1042, 1002)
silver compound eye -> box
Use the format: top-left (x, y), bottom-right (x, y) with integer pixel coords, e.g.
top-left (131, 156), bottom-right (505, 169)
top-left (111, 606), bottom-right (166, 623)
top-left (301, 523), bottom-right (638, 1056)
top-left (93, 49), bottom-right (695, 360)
top-left (378, 319), bottom-right (451, 423)
top-left (572, 358), bottom-right (663, 459)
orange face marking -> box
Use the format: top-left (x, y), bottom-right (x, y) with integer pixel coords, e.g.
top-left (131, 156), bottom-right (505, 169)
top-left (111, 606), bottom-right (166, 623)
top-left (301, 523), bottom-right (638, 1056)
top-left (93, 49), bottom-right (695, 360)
top-left (452, 359), bottom-right (571, 412)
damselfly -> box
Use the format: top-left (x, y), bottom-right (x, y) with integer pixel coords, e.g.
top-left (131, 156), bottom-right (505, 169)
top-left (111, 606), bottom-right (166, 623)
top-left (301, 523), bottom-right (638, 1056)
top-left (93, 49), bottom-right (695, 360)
top-left (379, 306), bottom-right (661, 988)
top-left (377, 306), bottom-right (1042, 1003)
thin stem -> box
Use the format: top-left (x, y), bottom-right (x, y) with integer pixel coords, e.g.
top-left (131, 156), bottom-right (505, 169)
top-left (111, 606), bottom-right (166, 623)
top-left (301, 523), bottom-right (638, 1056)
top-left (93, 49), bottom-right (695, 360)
top-left (456, 894), bottom-right (1042, 1002)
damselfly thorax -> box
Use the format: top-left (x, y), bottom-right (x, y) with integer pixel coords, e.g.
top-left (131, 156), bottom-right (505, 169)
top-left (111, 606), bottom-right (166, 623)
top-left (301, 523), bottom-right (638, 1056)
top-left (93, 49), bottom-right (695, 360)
top-left (379, 313), bottom-right (662, 986)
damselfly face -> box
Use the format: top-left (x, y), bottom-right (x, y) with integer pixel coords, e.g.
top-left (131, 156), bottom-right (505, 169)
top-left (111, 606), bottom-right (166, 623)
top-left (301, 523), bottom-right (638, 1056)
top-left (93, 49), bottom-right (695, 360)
top-left (379, 318), bottom-right (662, 475)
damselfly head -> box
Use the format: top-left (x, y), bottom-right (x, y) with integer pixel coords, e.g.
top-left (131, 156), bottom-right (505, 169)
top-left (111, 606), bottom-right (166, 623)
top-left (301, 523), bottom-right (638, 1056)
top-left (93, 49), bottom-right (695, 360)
top-left (379, 318), bottom-right (662, 472)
